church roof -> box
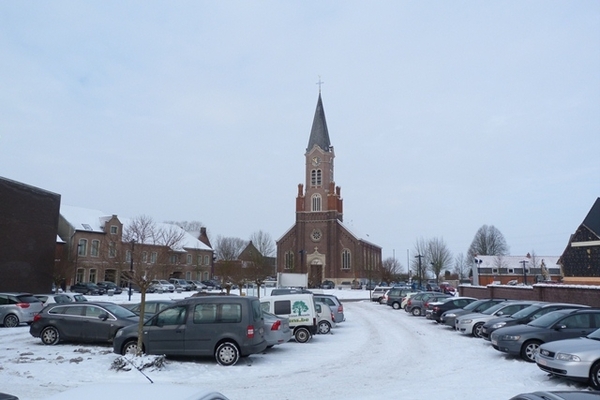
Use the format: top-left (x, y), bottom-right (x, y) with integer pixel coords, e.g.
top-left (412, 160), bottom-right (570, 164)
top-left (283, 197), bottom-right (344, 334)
top-left (306, 93), bottom-right (331, 153)
top-left (582, 197), bottom-right (600, 238)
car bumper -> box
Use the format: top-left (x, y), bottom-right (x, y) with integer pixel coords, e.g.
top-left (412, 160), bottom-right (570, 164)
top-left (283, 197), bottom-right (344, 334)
top-left (536, 355), bottom-right (591, 381)
top-left (456, 322), bottom-right (475, 335)
top-left (491, 338), bottom-right (522, 355)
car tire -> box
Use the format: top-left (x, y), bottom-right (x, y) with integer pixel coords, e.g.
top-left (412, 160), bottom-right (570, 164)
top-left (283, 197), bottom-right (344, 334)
top-left (294, 327), bottom-right (311, 343)
top-left (521, 340), bottom-right (542, 362)
top-left (3, 314), bottom-right (19, 328)
top-left (40, 326), bottom-right (60, 345)
top-left (215, 342), bottom-right (240, 366)
top-left (472, 322), bottom-right (484, 338)
top-left (122, 339), bottom-right (142, 356)
top-left (318, 321), bottom-right (331, 334)
top-left (589, 361), bottom-right (600, 389)
top-left (412, 307), bottom-right (422, 316)
top-left (392, 302), bottom-right (401, 310)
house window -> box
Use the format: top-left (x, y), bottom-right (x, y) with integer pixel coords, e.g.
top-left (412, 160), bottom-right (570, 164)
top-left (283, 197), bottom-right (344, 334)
top-left (187, 254), bottom-right (192, 265)
top-left (203, 271), bottom-right (209, 280)
top-left (76, 269), bottom-right (84, 283)
top-left (492, 268), bottom-right (498, 274)
top-left (341, 249), bottom-right (351, 270)
top-left (312, 194), bottom-right (322, 211)
top-left (126, 250), bottom-right (132, 263)
top-left (170, 254), bottom-right (178, 264)
top-left (110, 225), bottom-right (118, 234)
top-left (108, 242), bottom-right (116, 258)
top-left (142, 252), bottom-right (148, 263)
top-left (89, 269), bottom-right (97, 283)
top-left (78, 239), bottom-right (87, 256)
top-left (151, 252), bottom-right (157, 264)
top-left (186, 271), bottom-right (191, 280)
top-left (204, 255), bottom-right (210, 265)
top-left (90, 240), bottom-right (99, 257)
top-left (508, 268), bottom-right (514, 274)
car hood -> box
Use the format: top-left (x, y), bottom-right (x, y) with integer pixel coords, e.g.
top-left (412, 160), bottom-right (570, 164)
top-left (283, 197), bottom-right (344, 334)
top-left (492, 324), bottom-right (546, 337)
top-left (484, 315), bottom-right (513, 326)
top-left (539, 336), bottom-right (600, 354)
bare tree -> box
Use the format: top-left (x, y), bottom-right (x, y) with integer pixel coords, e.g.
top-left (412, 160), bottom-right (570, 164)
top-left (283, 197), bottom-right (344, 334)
top-left (427, 237), bottom-right (452, 283)
top-left (214, 236), bottom-right (247, 294)
top-left (411, 237), bottom-right (429, 286)
top-left (214, 236), bottom-right (246, 261)
top-left (467, 225), bottom-right (509, 258)
top-left (121, 216), bottom-right (186, 356)
top-left (246, 231), bottom-right (276, 298)
top-left (249, 230), bottom-right (276, 257)
top-left (381, 257), bottom-right (403, 283)
top-left (453, 253), bottom-right (470, 279)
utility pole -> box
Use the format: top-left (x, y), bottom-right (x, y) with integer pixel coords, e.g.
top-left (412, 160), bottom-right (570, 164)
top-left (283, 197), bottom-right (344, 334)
top-left (415, 254), bottom-right (423, 290)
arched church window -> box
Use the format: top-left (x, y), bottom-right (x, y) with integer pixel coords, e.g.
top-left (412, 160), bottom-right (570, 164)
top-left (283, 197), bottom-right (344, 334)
top-left (341, 249), bottom-right (351, 270)
top-left (311, 194), bottom-right (322, 211)
top-left (311, 169), bottom-right (322, 186)
top-left (284, 251), bottom-right (294, 270)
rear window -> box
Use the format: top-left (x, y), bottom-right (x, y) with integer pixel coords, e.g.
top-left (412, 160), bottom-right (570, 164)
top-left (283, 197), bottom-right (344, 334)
top-left (17, 295), bottom-right (42, 303)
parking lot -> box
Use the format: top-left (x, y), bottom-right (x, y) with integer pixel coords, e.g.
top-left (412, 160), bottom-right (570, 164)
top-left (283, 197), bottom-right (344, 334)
top-left (0, 292), bottom-right (588, 400)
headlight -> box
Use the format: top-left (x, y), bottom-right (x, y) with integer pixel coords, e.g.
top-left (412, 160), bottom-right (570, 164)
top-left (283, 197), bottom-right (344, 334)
top-left (491, 322), bottom-right (506, 329)
top-left (461, 319), bottom-right (472, 324)
top-left (556, 353), bottom-right (581, 362)
top-left (115, 329), bottom-right (123, 338)
top-left (500, 334), bottom-right (520, 341)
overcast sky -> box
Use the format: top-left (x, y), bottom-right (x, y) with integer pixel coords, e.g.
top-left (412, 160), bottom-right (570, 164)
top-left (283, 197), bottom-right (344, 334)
top-left (1, 1), bottom-right (598, 267)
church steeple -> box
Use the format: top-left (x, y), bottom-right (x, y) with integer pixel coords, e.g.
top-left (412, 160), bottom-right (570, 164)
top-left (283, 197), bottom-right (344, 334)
top-left (306, 93), bottom-right (331, 153)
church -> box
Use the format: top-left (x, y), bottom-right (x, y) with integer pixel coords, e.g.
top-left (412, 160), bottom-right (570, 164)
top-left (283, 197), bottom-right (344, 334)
top-left (276, 91), bottom-right (382, 288)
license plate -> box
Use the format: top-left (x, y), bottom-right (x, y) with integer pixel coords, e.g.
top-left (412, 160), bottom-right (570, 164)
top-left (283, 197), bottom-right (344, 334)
top-left (538, 358), bottom-right (546, 366)
top-left (491, 339), bottom-right (497, 345)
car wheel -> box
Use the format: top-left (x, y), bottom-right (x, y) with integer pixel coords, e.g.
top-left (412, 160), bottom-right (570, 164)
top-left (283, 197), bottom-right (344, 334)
top-left (521, 340), bottom-right (542, 362)
top-left (392, 302), bottom-right (401, 310)
top-left (294, 327), bottom-right (311, 343)
top-left (318, 321), bottom-right (331, 334)
top-left (122, 340), bottom-right (142, 356)
top-left (3, 314), bottom-right (19, 328)
top-left (40, 326), bottom-right (60, 345)
top-left (412, 307), bottom-right (422, 316)
top-left (589, 361), bottom-right (600, 389)
top-left (472, 322), bottom-right (484, 338)
top-left (215, 342), bottom-right (240, 366)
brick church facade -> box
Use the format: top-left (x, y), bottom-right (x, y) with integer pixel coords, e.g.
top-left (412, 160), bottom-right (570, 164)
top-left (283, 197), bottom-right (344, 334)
top-left (276, 92), bottom-right (382, 288)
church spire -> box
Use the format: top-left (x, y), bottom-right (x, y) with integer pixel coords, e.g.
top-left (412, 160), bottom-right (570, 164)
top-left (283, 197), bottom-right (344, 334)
top-left (306, 92), bottom-right (331, 153)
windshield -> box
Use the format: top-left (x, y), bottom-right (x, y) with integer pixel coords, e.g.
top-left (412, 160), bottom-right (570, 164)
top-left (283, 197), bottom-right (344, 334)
top-left (103, 303), bottom-right (138, 319)
top-left (510, 305), bottom-right (541, 319)
top-left (528, 310), bottom-right (569, 328)
top-left (587, 328), bottom-right (600, 340)
top-left (482, 302), bottom-right (510, 315)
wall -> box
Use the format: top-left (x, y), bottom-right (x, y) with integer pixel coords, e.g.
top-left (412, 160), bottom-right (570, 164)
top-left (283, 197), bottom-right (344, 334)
top-left (459, 284), bottom-right (600, 307)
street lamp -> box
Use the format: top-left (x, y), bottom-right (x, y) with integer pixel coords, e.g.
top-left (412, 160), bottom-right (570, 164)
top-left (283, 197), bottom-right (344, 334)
top-left (298, 249), bottom-right (305, 275)
top-left (128, 240), bottom-right (135, 301)
top-left (474, 258), bottom-right (483, 286)
top-left (520, 260), bottom-right (529, 285)
top-left (415, 254), bottom-right (423, 290)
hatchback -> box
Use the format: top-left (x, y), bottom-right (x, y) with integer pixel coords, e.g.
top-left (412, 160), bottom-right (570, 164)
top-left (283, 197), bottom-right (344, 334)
top-left (0, 292), bottom-right (45, 327)
top-left (313, 294), bottom-right (344, 323)
top-left (113, 295), bottom-right (267, 366)
top-left (34, 293), bottom-right (73, 307)
top-left (29, 302), bottom-right (139, 345)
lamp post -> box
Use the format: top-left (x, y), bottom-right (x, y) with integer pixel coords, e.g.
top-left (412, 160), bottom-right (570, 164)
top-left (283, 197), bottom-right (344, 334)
top-left (73, 243), bottom-right (82, 289)
top-left (474, 258), bottom-right (483, 286)
top-left (415, 254), bottom-right (423, 290)
top-left (298, 249), bottom-right (305, 274)
top-left (128, 240), bottom-right (135, 301)
top-left (520, 260), bottom-right (529, 285)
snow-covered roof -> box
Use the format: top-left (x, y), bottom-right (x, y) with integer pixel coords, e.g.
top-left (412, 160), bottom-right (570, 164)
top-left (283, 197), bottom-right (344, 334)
top-left (118, 217), bottom-right (212, 251)
top-left (473, 255), bottom-right (560, 268)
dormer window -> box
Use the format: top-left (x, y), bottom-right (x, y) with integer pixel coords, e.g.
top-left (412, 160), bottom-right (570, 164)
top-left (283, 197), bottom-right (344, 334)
top-left (110, 225), bottom-right (118, 234)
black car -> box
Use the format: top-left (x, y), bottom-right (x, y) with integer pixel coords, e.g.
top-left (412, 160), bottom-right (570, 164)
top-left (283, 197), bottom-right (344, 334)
top-left (320, 280), bottom-right (335, 289)
top-left (481, 302), bottom-right (589, 341)
top-left (96, 281), bottom-right (123, 295)
top-left (29, 302), bottom-right (139, 345)
top-left (426, 297), bottom-right (478, 323)
top-left (70, 282), bottom-right (105, 295)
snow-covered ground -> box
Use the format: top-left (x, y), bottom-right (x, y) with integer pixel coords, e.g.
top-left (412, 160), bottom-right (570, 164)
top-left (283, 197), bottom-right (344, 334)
top-left (0, 289), bottom-right (592, 400)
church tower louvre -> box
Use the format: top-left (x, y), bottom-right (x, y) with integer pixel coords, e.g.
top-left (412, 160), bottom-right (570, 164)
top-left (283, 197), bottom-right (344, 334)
top-left (277, 90), bottom-right (381, 288)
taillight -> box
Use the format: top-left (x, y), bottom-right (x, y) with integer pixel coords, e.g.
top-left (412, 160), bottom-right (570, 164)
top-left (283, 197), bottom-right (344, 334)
top-left (271, 320), bottom-right (281, 331)
top-left (337, 305), bottom-right (343, 312)
top-left (433, 306), bottom-right (440, 312)
top-left (17, 302), bottom-right (30, 309)
top-left (407, 299), bottom-right (412, 306)
top-left (33, 314), bottom-right (42, 322)
top-left (247, 325), bottom-right (255, 338)
top-left (331, 312), bottom-right (335, 322)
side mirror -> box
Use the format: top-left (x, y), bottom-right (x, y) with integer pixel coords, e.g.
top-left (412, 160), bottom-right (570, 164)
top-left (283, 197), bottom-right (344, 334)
top-left (98, 313), bottom-right (109, 321)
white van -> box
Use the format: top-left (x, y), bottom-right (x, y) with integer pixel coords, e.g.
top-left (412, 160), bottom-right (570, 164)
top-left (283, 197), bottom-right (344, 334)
top-left (260, 294), bottom-right (318, 343)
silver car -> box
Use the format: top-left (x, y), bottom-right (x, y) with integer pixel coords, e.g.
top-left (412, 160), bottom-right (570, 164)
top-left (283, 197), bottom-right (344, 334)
top-left (313, 294), bottom-right (345, 323)
top-left (0, 292), bottom-right (45, 327)
top-left (536, 328), bottom-right (600, 389)
top-left (263, 311), bottom-right (292, 347)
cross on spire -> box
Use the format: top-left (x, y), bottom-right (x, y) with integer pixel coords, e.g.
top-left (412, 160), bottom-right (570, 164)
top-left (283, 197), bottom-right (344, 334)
top-left (316, 76), bottom-right (324, 93)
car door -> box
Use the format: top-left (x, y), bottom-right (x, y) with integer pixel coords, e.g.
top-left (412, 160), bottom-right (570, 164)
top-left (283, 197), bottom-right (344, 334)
top-left (58, 305), bottom-right (87, 340)
top-left (81, 305), bottom-right (115, 341)
top-left (144, 305), bottom-right (188, 355)
top-left (548, 313), bottom-right (596, 342)
top-left (184, 302), bottom-right (219, 356)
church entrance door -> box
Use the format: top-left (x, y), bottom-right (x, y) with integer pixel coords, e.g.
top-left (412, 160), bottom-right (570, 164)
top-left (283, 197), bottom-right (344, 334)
top-left (309, 264), bottom-right (322, 288)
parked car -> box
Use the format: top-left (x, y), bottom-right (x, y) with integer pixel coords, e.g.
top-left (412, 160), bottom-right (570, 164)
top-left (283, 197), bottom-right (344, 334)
top-left (61, 293), bottom-right (88, 302)
top-left (313, 293), bottom-right (344, 323)
top-left (34, 293), bottom-right (73, 307)
top-left (401, 292), bottom-right (420, 309)
top-left (169, 278), bottom-right (194, 291)
top-left (371, 286), bottom-right (391, 303)
top-left (148, 280), bottom-right (175, 293)
top-left (481, 302), bottom-right (590, 341)
top-left (70, 282), bottom-right (105, 295)
top-left (456, 301), bottom-right (536, 337)
top-left (320, 280), bottom-right (335, 289)
top-left (386, 287), bottom-right (419, 310)
top-left (440, 298), bottom-right (508, 328)
top-left (426, 297), bottom-right (477, 323)
top-left (509, 391), bottom-right (600, 400)
top-left (315, 301), bottom-right (336, 334)
top-left (536, 328), bottom-right (600, 389)
top-left (491, 308), bottom-right (600, 362)
top-left (0, 292), bottom-right (45, 327)
top-left (201, 280), bottom-right (222, 290)
top-left (30, 302), bottom-right (139, 345)
top-left (114, 295), bottom-right (267, 366)
top-left (439, 282), bottom-right (457, 295)
top-left (122, 300), bottom-right (177, 319)
top-left (262, 311), bottom-right (292, 347)
top-left (192, 280), bottom-right (208, 290)
top-left (96, 281), bottom-right (123, 294)
top-left (405, 292), bottom-right (451, 316)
